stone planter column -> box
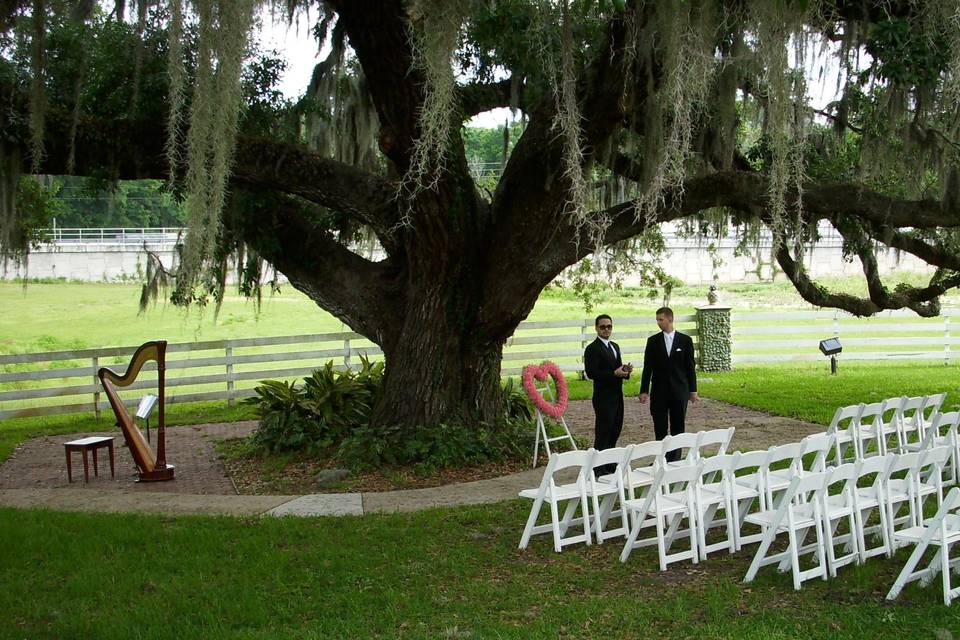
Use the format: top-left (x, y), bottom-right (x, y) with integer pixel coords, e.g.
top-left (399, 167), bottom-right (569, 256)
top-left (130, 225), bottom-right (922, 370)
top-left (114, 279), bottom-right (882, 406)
top-left (696, 305), bottom-right (732, 372)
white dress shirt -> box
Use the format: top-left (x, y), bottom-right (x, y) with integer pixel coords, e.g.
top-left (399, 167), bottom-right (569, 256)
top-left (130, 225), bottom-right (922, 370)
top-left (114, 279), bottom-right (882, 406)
top-left (663, 330), bottom-right (676, 356)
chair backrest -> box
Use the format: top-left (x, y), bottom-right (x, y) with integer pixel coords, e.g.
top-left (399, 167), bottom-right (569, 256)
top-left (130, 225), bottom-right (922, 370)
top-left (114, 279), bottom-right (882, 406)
top-left (551, 449), bottom-right (594, 473)
top-left (659, 460), bottom-right (704, 487)
top-left (924, 393), bottom-right (948, 422)
top-left (901, 395), bottom-right (927, 432)
top-left (879, 396), bottom-right (904, 429)
top-left (888, 451), bottom-right (923, 476)
top-left (662, 432), bottom-right (702, 462)
top-left (699, 452), bottom-right (734, 479)
top-left (826, 462), bottom-right (859, 487)
top-left (590, 446), bottom-right (632, 478)
top-left (773, 470), bottom-right (828, 512)
top-left (696, 428), bottom-right (735, 457)
top-left (933, 410), bottom-right (960, 441)
top-left (800, 433), bottom-right (835, 472)
top-left (732, 449), bottom-right (768, 473)
top-left (765, 442), bottom-right (804, 468)
top-left (858, 401), bottom-right (884, 429)
top-left (828, 404), bottom-right (863, 435)
top-left (855, 453), bottom-right (894, 480)
top-left (920, 445), bottom-right (953, 469)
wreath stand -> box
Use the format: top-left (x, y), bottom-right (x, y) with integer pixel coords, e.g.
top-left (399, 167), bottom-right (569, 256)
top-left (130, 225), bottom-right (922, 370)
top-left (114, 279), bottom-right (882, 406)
top-left (531, 381), bottom-right (578, 468)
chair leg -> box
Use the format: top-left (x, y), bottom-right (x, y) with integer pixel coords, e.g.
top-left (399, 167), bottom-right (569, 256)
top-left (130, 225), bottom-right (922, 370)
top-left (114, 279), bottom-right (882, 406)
top-left (887, 537), bottom-right (933, 600)
top-left (519, 496), bottom-right (544, 550)
top-left (549, 499), bottom-right (563, 552)
top-left (744, 526), bottom-right (777, 583)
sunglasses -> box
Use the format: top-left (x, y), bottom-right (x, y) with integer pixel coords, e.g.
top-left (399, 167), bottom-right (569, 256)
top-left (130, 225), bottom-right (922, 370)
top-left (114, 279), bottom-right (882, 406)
top-left (597, 324), bottom-right (613, 329)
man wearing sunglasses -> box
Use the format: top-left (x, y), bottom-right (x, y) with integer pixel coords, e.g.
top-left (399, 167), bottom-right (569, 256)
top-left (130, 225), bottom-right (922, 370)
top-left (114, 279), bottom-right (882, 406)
top-left (584, 314), bottom-right (633, 470)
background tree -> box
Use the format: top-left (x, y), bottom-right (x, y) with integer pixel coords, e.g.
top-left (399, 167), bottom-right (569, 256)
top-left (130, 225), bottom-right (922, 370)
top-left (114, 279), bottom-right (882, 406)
top-left (1, 0), bottom-right (959, 431)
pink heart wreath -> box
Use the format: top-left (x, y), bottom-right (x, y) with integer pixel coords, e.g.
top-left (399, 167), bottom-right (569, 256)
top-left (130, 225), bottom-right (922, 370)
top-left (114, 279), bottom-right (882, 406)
top-left (521, 361), bottom-right (569, 419)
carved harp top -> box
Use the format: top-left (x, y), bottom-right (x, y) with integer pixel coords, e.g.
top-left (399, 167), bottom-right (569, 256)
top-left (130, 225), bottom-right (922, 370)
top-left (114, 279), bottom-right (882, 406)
top-left (98, 341), bottom-right (166, 389)
top-left (98, 340), bottom-right (169, 478)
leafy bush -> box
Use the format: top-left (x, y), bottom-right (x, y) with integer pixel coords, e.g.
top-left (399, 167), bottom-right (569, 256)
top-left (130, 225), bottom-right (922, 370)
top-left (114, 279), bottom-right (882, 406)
top-left (338, 418), bottom-right (534, 473)
top-left (244, 357), bottom-right (383, 454)
top-left (246, 360), bottom-right (535, 470)
top-left (502, 377), bottom-right (534, 422)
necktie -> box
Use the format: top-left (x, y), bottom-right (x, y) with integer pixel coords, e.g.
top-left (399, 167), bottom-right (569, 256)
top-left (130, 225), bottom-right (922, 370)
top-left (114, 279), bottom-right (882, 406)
top-left (607, 342), bottom-right (616, 358)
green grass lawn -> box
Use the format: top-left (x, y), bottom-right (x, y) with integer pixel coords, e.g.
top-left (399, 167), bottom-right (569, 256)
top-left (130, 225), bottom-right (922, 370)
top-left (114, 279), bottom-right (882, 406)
top-left (2, 501), bottom-right (960, 639)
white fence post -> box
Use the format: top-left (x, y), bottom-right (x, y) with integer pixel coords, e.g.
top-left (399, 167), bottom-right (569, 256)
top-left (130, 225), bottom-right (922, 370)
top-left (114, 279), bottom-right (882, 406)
top-left (580, 319), bottom-right (589, 379)
top-left (343, 337), bottom-right (352, 370)
top-left (945, 312), bottom-right (951, 367)
top-left (92, 356), bottom-right (101, 420)
top-left (225, 346), bottom-right (235, 407)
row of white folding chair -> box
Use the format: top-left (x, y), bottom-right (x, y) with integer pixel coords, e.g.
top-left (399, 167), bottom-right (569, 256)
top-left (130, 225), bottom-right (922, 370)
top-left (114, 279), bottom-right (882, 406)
top-left (828, 394), bottom-right (948, 463)
top-left (519, 446), bottom-right (649, 552)
top-left (619, 446), bottom-right (812, 571)
top-left (619, 428), bottom-right (736, 501)
top-left (742, 446), bottom-right (954, 590)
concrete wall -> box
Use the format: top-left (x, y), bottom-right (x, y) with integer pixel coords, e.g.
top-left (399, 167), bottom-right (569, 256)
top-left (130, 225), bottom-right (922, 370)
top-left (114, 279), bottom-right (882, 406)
top-left (2, 234), bottom-right (934, 284)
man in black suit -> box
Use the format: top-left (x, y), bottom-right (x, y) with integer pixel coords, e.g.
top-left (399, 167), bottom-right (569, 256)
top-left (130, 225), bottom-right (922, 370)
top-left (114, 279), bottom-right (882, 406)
top-left (639, 307), bottom-right (698, 462)
top-left (584, 315), bottom-right (633, 467)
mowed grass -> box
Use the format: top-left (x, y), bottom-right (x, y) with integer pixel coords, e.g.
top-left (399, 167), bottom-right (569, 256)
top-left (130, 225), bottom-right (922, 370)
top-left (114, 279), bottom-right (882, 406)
top-left (3, 501), bottom-right (960, 639)
top-left (698, 360), bottom-right (960, 425)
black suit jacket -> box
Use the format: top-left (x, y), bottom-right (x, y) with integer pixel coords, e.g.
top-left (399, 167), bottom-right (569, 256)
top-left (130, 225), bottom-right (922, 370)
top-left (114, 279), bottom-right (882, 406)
top-left (584, 338), bottom-right (626, 397)
top-left (640, 331), bottom-right (697, 399)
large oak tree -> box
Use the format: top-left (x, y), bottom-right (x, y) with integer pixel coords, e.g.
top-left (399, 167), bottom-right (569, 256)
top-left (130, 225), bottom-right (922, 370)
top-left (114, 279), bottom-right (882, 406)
top-left (1, 0), bottom-right (959, 429)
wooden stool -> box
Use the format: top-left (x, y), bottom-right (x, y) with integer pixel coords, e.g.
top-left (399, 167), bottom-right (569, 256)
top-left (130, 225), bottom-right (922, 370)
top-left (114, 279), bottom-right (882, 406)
top-left (65, 436), bottom-right (115, 483)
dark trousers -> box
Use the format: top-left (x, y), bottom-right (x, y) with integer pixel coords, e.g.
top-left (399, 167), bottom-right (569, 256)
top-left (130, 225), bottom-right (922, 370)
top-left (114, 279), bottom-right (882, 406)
top-left (650, 393), bottom-right (688, 462)
top-left (593, 393), bottom-right (624, 474)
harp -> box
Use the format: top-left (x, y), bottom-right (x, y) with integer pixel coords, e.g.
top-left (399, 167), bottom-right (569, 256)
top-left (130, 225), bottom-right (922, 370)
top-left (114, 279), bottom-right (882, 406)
top-left (97, 340), bottom-right (175, 482)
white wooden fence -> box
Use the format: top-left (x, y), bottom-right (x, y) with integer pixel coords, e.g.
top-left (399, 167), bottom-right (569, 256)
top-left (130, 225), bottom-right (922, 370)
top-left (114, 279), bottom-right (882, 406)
top-left (1, 308), bottom-right (956, 421)
top-left (732, 308), bottom-right (957, 364)
top-left (0, 315), bottom-right (696, 421)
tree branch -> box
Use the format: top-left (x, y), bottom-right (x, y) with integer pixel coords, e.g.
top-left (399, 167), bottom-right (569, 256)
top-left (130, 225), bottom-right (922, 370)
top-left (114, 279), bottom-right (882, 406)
top-left (457, 77), bottom-right (526, 120)
top-left (236, 193), bottom-right (404, 345)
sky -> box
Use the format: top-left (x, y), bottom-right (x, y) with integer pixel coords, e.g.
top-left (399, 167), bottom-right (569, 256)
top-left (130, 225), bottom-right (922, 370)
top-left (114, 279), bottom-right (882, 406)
top-left (258, 12), bottom-right (844, 130)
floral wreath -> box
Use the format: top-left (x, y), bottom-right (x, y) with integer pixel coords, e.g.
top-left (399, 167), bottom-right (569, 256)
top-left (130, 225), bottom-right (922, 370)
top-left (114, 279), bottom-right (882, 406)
top-left (521, 361), bottom-right (569, 419)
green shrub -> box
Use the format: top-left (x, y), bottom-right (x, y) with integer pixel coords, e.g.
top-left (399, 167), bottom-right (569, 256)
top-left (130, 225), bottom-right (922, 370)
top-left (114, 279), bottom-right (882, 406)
top-left (244, 357), bottom-right (384, 454)
top-left (502, 377), bottom-right (534, 422)
top-left (246, 360), bottom-right (535, 470)
top-left (338, 418), bottom-right (534, 473)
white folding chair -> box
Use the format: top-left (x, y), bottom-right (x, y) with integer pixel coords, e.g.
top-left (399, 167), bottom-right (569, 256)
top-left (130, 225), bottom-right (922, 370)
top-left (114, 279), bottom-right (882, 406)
top-left (744, 471), bottom-right (830, 591)
top-left (887, 487), bottom-right (960, 605)
top-left (763, 442), bottom-right (804, 508)
top-left (877, 397), bottom-right (904, 457)
top-left (799, 432), bottom-right (835, 473)
top-left (695, 453), bottom-right (736, 559)
top-left (518, 449), bottom-right (594, 552)
top-left (619, 440), bottom-right (663, 503)
top-left (730, 450), bottom-right (769, 550)
top-left (855, 401), bottom-right (885, 460)
top-left (915, 412), bottom-right (960, 485)
top-left (820, 463), bottom-right (861, 577)
top-left (886, 451), bottom-right (924, 549)
top-left (695, 428), bottom-right (736, 458)
top-left (620, 461), bottom-right (703, 570)
top-left (852, 454), bottom-right (894, 563)
top-left (924, 393), bottom-right (948, 424)
top-left (662, 432), bottom-right (702, 468)
top-left (827, 404), bottom-right (863, 465)
top-left (587, 446), bottom-right (632, 543)
top-left (898, 396), bottom-right (928, 453)
top-left (915, 445), bottom-right (952, 518)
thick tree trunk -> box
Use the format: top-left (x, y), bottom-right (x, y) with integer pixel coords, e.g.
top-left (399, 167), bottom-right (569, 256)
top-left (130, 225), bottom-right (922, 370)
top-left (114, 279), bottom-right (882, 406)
top-left (371, 302), bottom-right (506, 428)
